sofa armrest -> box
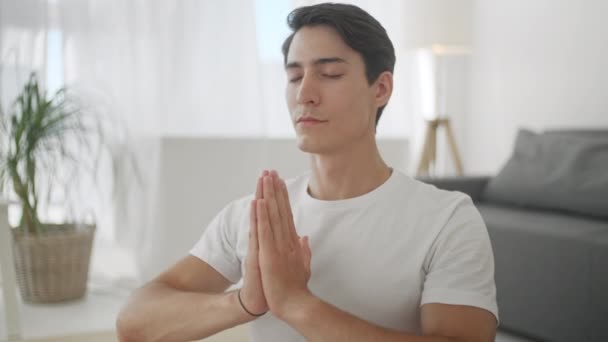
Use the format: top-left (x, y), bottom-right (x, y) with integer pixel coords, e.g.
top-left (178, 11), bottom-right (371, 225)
top-left (416, 176), bottom-right (491, 202)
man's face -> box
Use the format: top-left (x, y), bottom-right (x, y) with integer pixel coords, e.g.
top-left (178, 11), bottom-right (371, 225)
top-left (285, 25), bottom-right (380, 154)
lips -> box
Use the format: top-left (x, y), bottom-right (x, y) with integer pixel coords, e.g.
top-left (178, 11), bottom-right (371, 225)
top-left (296, 117), bottom-right (328, 123)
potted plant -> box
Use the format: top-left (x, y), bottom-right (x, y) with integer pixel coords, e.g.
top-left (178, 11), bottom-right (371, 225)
top-left (0, 72), bottom-right (127, 303)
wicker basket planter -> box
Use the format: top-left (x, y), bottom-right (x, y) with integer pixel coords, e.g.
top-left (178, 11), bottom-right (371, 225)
top-left (12, 223), bottom-right (96, 303)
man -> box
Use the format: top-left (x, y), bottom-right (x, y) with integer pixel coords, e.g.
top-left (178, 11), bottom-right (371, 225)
top-left (117, 3), bottom-right (498, 342)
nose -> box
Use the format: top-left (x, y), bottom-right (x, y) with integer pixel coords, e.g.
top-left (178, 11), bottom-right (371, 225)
top-left (296, 73), bottom-right (320, 106)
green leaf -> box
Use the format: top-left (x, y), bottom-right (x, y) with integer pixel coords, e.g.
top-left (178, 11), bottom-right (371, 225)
top-left (1, 71), bottom-right (142, 234)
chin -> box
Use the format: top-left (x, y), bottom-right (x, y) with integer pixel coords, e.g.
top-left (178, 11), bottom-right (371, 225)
top-left (296, 135), bottom-right (324, 154)
top-left (296, 135), bottom-right (340, 155)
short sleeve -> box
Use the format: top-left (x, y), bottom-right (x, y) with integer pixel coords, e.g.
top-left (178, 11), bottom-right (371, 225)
top-left (189, 204), bottom-right (242, 284)
top-left (421, 196), bottom-right (499, 322)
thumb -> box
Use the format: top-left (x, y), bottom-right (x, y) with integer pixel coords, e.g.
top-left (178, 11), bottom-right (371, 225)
top-left (299, 236), bottom-right (312, 271)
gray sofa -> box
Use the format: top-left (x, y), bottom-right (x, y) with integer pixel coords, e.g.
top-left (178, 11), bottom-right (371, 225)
top-left (420, 129), bottom-right (608, 342)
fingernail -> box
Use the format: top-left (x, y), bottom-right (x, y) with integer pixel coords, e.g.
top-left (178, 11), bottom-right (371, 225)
top-left (263, 170), bottom-right (269, 176)
top-left (271, 170), bottom-right (278, 177)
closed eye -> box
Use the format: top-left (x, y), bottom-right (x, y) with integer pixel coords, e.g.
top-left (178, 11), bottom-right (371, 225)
top-left (323, 74), bottom-right (343, 79)
top-left (289, 76), bottom-right (302, 83)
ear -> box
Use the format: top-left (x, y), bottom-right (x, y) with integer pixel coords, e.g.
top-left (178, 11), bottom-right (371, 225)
top-left (373, 71), bottom-right (393, 109)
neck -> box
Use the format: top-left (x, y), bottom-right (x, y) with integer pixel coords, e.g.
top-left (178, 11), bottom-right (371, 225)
top-left (307, 137), bottom-right (392, 201)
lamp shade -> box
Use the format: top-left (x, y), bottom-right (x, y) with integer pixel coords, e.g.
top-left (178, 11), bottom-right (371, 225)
top-left (402, 0), bottom-right (473, 48)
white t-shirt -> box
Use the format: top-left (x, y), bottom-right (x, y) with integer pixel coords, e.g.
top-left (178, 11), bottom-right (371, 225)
top-left (190, 170), bottom-right (498, 341)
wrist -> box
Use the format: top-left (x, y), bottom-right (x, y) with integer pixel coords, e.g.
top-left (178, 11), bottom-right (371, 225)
top-left (229, 290), bottom-right (259, 323)
top-left (237, 289), bottom-right (268, 318)
top-left (276, 290), bottom-right (319, 324)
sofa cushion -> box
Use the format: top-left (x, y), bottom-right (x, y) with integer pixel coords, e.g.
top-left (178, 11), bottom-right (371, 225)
top-left (544, 129), bottom-right (608, 139)
top-left (590, 230), bottom-right (608, 342)
top-left (477, 203), bottom-right (608, 342)
top-left (481, 129), bottom-right (608, 218)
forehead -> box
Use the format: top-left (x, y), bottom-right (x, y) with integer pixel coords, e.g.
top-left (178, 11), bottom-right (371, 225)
top-left (286, 25), bottom-right (360, 66)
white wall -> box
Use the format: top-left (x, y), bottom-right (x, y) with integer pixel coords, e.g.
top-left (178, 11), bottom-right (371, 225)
top-left (466, 0), bottom-right (608, 174)
top-left (136, 138), bottom-right (409, 281)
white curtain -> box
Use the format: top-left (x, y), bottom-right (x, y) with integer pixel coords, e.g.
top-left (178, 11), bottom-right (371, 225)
top-left (1, 0), bottom-right (416, 283)
top-left (0, 0), bottom-right (48, 107)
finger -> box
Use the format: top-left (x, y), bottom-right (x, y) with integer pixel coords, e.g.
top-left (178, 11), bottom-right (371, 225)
top-left (249, 200), bottom-right (259, 254)
top-left (263, 175), bottom-right (287, 250)
top-left (273, 175), bottom-right (296, 249)
top-left (304, 237), bottom-right (312, 272)
top-left (255, 176), bottom-right (262, 200)
top-left (257, 199), bottom-right (275, 254)
top-left (280, 178), bottom-right (299, 246)
top-left (262, 175), bottom-right (275, 202)
top-left (256, 170), bottom-right (268, 200)
top-left (300, 236), bottom-right (312, 273)
top-left (250, 172), bottom-right (265, 257)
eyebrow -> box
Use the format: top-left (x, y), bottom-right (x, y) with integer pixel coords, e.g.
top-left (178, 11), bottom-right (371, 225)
top-left (285, 57), bottom-right (348, 70)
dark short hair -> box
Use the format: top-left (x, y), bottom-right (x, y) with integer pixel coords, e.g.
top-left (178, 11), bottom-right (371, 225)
top-left (281, 3), bottom-right (396, 126)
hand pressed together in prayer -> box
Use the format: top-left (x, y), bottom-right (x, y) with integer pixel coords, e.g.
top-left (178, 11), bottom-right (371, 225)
top-left (239, 170), bottom-right (313, 320)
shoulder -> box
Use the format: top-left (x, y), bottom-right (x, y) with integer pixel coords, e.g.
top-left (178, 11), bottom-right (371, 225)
top-left (387, 172), bottom-right (485, 244)
top-left (390, 171), bottom-right (474, 214)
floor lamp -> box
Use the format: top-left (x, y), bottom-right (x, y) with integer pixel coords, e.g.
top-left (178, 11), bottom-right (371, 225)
top-left (417, 117), bottom-right (464, 176)
top-left (416, 45), bottom-right (469, 177)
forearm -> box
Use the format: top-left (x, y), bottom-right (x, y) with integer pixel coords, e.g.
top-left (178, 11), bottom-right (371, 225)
top-left (116, 283), bottom-right (253, 342)
top-left (282, 295), bottom-right (460, 342)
